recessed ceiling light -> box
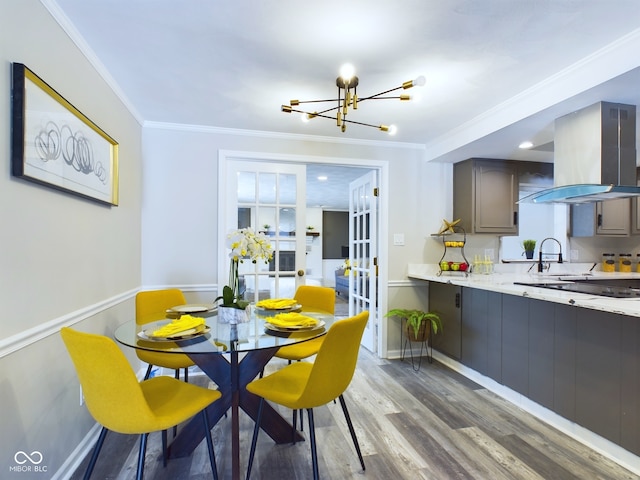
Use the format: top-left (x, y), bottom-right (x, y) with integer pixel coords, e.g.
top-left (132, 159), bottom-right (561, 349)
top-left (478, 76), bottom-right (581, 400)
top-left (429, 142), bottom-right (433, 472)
top-left (317, 176), bottom-right (328, 181)
top-left (519, 141), bottom-right (534, 149)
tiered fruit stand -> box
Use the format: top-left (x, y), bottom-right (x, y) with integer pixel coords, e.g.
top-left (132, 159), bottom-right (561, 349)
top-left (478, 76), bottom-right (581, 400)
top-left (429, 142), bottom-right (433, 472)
top-left (433, 225), bottom-right (470, 276)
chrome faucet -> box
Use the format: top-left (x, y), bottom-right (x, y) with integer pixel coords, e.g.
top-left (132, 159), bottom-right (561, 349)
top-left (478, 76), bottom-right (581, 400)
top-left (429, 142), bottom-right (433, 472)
top-left (538, 237), bottom-right (563, 272)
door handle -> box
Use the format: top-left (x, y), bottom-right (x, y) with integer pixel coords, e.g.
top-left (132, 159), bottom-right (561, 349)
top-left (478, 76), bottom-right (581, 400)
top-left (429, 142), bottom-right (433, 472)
top-left (297, 270), bottom-right (305, 277)
top-left (455, 293), bottom-right (460, 308)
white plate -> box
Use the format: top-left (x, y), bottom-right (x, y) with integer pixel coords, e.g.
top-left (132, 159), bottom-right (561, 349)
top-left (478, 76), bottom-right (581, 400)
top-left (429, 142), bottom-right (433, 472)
top-left (138, 325), bottom-right (210, 341)
top-left (167, 303), bottom-right (215, 314)
top-left (264, 320), bottom-right (325, 332)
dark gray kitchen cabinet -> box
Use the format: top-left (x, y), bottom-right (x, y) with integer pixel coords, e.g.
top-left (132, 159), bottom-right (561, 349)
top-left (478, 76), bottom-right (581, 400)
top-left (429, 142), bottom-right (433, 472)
top-left (553, 304), bottom-right (577, 422)
top-left (460, 287), bottom-right (502, 378)
top-left (621, 314), bottom-right (640, 455)
top-left (528, 299), bottom-right (555, 410)
top-left (436, 283), bottom-right (640, 456)
top-left (453, 158), bottom-right (519, 235)
top-left (429, 282), bottom-right (461, 360)
top-left (575, 308), bottom-right (622, 446)
top-left (501, 295), bottom-right (529, 395)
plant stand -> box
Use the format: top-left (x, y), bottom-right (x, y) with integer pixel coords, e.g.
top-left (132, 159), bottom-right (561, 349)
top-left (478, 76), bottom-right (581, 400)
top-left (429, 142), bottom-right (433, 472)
top-left (400, 318), bottom-right (432, 371)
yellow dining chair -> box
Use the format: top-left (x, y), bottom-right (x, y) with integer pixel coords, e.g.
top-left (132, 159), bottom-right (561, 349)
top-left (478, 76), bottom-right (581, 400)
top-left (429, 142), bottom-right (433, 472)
top-left (136, 289), bottom-right (196, 381)
top-left (246, 310), bottom-right (369, 480)
top-left (273, 285), bottom-right (335, 363)
top-left (60, 327), bottom-right (221, 480)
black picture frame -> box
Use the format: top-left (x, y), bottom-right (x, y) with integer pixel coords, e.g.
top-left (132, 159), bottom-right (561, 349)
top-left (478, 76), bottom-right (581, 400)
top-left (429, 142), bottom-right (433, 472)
top-left (11, 63), bottom-right (119, 206)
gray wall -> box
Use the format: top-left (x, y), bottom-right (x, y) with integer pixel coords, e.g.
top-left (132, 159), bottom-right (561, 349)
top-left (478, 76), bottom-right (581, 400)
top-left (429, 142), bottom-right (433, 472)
top-left (0, 1), bottom-right (142, 477)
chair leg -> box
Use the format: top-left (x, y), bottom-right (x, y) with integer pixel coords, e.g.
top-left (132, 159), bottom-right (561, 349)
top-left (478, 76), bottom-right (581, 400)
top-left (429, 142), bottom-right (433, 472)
top-left (184, 367), bottom-right (189, 383)
top-left (246, 398), bottom-right (264, 480)
top-left (161, 430), bottom-right (167, 467)
top-left (202, 410), bottom-right (219, 480)
top-left (292, 409), bottom-right (298, 444)
top-left (83, 427), bottom-right (108, 480)
top-left (143, 364), bottom-right (153, 380)
top-left (338, 394), bottom-right (365, 471)
top-left (306, 408), bottom-right (320, 480)
top-left (136, 433), bottom-right (148, 480)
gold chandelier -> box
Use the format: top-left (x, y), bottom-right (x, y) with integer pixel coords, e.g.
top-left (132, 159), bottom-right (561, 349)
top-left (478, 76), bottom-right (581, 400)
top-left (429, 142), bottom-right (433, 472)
top-left (281, 63), bottom-right (425, 134)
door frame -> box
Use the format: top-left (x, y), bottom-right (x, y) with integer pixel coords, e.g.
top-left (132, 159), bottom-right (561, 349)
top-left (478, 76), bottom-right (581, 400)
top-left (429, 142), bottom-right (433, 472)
top-left (218, 149), bottom-right (389, 358)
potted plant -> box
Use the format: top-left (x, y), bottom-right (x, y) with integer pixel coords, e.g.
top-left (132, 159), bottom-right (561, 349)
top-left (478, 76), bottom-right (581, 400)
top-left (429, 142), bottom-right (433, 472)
top-left (385, 308), bottom-right (442, 342)
top-left (216, 227), bottom-right (273, 323)
top-left (522, 239), bottom-right (536, 259)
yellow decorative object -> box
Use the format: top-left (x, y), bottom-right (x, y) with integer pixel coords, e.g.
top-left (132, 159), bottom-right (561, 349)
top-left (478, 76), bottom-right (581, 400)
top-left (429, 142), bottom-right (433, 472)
top-left (150, 315), bottom-right (205, 338)
top-left (269, 312), bottom-right (318, 328)
top-left (257, 298), bottom-right (298, 310)
top-left (344, 268), bottom-right (351, 276)
top-left (438, 218), bottom-right (461, 234)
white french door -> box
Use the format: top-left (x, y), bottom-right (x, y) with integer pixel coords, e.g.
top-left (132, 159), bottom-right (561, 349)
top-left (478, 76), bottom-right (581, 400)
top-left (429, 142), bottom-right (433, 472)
top-left (221, 160), bottom-right (307, 302)
top-left (349, 170), bottom-right (378, 352)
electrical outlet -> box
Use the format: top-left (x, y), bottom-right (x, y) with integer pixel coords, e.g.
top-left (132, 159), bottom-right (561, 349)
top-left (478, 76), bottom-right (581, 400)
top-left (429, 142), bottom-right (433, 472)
top-left (570, 249), bottom-right (579, 261)
top-left (79, 386), bottom-right (84, 406)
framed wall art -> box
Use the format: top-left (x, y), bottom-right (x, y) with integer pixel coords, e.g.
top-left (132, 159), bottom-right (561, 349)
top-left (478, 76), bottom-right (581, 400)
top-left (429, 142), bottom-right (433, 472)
top-left (11, 63), bottom-right (119, 206)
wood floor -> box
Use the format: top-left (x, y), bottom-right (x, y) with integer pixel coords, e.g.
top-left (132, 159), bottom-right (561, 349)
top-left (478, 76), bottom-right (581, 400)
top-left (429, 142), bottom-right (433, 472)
top-left (70, 350), bottom-right (639, 480)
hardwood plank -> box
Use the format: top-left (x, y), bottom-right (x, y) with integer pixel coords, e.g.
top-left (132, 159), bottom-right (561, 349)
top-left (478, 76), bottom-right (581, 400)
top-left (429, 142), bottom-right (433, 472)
top-left (69, 351), bottom-right (640, 480)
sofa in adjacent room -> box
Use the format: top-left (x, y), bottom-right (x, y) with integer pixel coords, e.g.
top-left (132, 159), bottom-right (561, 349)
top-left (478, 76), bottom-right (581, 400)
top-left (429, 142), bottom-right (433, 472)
top-left (334, 269), bottom-right (350, 296)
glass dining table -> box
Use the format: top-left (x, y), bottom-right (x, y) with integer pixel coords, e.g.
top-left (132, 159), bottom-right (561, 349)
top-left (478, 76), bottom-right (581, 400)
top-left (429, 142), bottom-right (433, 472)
top-left (114, 305), bottom-right (335, 480)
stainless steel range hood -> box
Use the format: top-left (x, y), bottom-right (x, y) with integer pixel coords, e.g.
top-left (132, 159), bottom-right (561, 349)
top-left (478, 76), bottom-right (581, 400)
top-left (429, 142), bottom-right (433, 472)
top-left (520, 101), bottom-right (639, 204)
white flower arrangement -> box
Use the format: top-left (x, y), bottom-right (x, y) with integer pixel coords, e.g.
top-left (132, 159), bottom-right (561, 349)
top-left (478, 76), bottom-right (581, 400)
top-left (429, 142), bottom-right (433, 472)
top-left (228, 227), bottom-right (273, 263)
top-left (217, 228), bottom-right (274, 309)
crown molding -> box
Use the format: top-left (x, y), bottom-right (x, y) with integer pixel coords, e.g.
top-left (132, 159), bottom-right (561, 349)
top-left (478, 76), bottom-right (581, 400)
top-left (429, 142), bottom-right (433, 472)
top-left (143, 121), bottom-right (426, 150)
top-left (43, 0), bottom-right (145, 126)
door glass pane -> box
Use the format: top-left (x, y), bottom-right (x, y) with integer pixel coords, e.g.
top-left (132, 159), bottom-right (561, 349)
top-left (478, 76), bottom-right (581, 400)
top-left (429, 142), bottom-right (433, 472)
top-left (238, 207), bottom-right (251, 229)
top-left (259, 173), bottom-right (277, 203)
top-left (279, 174), bottom-right (296, 204)
top-left (238, 171), bottom-right (256, 203)
top-left (279, 208), bottom-right (296, 235)
top-left (258, 207), bottom-right (276, 234)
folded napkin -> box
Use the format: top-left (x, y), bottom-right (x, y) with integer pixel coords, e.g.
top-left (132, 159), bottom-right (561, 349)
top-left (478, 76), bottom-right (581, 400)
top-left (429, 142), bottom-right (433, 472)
top-left (150, 314), bottom-right (206, 337)
top-left (269, 312), bottom-right (318, 328)
top-left (256, 298), bottom-right (298, 310)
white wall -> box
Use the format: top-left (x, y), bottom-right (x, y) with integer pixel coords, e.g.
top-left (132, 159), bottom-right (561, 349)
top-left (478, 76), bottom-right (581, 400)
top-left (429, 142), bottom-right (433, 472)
top-left (141, 125), bottom-right (451, 355)
top-left (0, 1), bottom-right (142, 476)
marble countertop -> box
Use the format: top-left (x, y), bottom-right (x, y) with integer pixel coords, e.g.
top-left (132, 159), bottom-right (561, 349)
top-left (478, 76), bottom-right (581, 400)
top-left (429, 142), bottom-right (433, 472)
top-left (407, 263), bottom-right (640, 318)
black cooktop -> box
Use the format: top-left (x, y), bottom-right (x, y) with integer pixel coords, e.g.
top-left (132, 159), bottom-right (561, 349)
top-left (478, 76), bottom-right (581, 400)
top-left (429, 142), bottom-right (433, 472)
top-left (514, 281), bottom-right (640, 298)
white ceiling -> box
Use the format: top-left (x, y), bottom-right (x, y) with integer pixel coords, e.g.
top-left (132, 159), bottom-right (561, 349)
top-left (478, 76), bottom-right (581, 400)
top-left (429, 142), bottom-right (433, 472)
top-left (47, 0), bottom-right (640, 208)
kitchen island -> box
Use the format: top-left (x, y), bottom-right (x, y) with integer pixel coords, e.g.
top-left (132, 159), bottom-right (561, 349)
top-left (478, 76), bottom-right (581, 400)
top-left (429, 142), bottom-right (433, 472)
top-left (407, 263), bottom-right (640, 474)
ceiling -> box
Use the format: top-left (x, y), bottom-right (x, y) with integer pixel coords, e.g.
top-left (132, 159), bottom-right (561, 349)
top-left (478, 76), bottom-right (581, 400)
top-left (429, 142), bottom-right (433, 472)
top-left (47, 0), bottom-right (640, 208)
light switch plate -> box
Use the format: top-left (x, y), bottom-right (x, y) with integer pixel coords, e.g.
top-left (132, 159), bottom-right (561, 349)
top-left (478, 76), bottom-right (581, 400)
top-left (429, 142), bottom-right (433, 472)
top-left (393, 233), bottom-right (405, 246)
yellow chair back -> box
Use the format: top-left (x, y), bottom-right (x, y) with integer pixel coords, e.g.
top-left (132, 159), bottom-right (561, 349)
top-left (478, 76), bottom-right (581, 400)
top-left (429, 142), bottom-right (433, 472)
top-left (297, 310), bottom-right (368, 407)
top-left (294, 285), bottom-right (335, 314)
top-left (61, 327), bottom-right (157, 434)
top-left (136, 288), bottom-right (186, 325)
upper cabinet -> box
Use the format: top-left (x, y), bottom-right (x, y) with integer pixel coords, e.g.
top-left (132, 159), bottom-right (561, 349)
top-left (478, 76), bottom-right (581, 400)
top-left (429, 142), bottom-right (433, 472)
top-left (454, 158), bottom-right (519, 235)
top-left (570, 166), bottom-right (640, 237)
top-left (571, 199), bottom-right (632, 237)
